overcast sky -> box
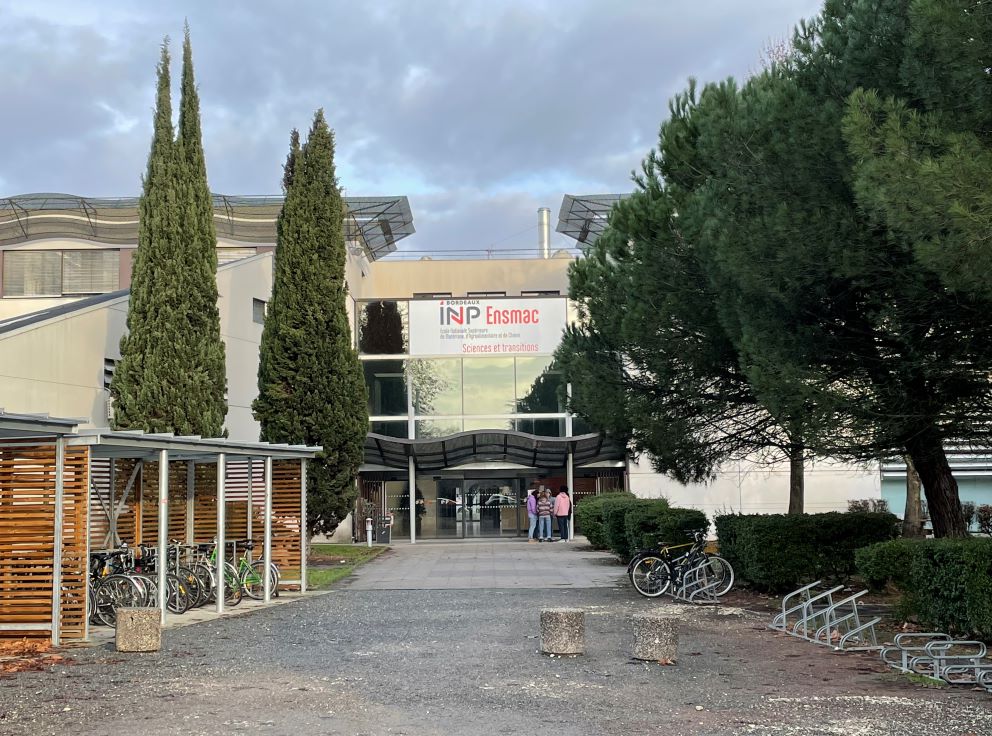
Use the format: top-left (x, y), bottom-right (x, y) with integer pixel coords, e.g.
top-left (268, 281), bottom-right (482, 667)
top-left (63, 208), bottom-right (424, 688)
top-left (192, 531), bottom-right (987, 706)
top-left (0, 1), bottom-right (822, 256)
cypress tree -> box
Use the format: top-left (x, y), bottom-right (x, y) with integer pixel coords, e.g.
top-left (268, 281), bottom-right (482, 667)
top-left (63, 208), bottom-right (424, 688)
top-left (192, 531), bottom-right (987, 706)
top-left (175, 23), bottom-right (227, 436)
top-left (111, 31), bottom-right (227, 437)
top-left (254, 113), bottom-right (369, 536)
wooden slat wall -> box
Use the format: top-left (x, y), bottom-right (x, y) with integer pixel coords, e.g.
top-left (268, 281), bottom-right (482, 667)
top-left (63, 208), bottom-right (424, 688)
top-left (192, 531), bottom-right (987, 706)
top-left (0, 442), bottom-right (88, 642)
top-left (271, 460), bottom-right (303, 588)
top-left (60, 447), bottom-right (88, 641)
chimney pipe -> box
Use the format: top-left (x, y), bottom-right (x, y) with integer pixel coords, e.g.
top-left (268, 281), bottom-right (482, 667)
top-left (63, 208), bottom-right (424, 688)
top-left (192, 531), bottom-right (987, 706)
top-left (538, 207), bottom-right (551, 259)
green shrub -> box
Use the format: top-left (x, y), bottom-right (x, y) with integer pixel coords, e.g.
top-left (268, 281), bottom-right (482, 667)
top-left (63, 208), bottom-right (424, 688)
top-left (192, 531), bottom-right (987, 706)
top-left (601, 497), bottom-right (643, 559)
top-left (625, 503), bottom-right (708, 555)
top-left (573, 493), bottom-right (633, 549)
top-left (856, 538), bottom-right (992, 638)
top-left (713, 511), bottom-right (899, 592)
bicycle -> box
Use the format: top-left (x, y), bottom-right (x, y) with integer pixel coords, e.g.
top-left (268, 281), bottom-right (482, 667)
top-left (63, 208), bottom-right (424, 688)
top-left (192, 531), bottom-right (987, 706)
top-left (628, 530), bottom-right (734, 598)
top-left (234, 539), bottom-right (280, 600)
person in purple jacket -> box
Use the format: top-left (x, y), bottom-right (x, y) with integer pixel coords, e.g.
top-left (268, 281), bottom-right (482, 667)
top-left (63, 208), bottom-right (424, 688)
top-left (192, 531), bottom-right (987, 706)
top-left (526, 487), bottom-right (539, 543)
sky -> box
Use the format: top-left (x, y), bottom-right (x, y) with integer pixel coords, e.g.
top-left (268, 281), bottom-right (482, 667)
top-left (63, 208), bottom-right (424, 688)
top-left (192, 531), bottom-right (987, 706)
top-left (0, 1), bottom-right (823, 257)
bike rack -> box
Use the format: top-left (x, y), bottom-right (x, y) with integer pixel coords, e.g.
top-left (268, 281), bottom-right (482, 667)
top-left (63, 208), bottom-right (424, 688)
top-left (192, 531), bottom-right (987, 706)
top-left (671, 558), bottom-right (722, 605)
top-left (769, 582), bottom-right (880, 651)
top-left (910, 639), bottom-right (992, 685)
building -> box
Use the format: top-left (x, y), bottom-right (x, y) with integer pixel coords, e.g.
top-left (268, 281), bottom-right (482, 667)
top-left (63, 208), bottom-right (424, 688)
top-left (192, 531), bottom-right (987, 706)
top-left (0, 191), bottom-right (883, 545)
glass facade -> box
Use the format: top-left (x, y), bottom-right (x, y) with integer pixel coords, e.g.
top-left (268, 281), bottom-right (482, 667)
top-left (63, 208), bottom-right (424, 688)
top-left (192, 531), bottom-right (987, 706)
top-left (359, 297), bottom-right (572, 442)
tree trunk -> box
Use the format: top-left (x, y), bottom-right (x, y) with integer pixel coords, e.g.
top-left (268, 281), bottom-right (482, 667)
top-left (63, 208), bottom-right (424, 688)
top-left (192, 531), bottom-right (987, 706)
top-left (904, 427), bottom-right (966, 538)
top-left (788, 443), bottom-right (804, 515)
top-left (902, 454), bottom-right (924, 538)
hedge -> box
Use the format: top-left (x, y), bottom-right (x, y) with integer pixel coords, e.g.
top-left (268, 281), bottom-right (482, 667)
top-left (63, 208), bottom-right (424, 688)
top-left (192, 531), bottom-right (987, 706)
top-left (573, 493), bottom-right (634, 549)
top-left (601, 497), bottom-right (645, 558)
top-left (625, 503), bottom-right (708, 557)
top-left (714, 512), bottom-right (899, 592)
top-left (856, 538), bottom-right (992, 638)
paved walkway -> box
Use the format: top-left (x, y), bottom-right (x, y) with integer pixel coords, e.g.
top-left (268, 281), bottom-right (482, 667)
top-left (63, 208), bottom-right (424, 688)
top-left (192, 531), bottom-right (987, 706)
top-left (344, 538), bottom-right (625, 590)
top-left (3, 543), bottom-right (990, 735)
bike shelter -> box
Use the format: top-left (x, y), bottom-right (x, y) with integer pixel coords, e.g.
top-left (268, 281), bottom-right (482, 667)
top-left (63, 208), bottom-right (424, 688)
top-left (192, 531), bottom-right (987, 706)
top-left (0, 412), bottom-right (319, 646)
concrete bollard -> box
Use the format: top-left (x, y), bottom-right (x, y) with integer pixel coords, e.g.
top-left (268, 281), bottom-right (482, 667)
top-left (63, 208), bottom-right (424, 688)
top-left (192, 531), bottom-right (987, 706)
top-left (632, 610), bottom-right (679, 662)
top-left (540, 607), bottom-right (585, 655)
top-left (115, 607), bottom-right (161, 652)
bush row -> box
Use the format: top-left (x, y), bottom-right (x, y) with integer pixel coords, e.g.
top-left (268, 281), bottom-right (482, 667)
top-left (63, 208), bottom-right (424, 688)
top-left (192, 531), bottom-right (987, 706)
top-left (856, 538), bottom-right (992, 638)
top-left (574, 493), bottom-right (707, 560)
top-left (573, 493), bottom-right (633, 549)
top-left (714, 512), bottom-right (899, 593)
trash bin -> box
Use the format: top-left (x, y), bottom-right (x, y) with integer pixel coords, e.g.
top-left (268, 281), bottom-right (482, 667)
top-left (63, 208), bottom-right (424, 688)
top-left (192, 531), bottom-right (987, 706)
top-left (376, 514), bottom-right (393, 544)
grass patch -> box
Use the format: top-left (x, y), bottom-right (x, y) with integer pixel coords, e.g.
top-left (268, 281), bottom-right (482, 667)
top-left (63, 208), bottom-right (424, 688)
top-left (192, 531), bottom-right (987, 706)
top-left (903, 672), bottom-right (948, 689)
top-left (307, 543), bottom-right (387, 590)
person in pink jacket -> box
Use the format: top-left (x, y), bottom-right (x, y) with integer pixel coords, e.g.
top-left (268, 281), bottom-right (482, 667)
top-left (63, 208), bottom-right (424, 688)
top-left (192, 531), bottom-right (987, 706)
top-left (554, 485), bottom-right (572, 541)
top-left (526, 488), bottom-right (539, 543)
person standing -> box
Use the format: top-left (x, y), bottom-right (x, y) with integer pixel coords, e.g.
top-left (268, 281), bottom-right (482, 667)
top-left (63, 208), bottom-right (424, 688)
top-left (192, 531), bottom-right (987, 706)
top-left (554, 485), bottom-right (571, 541)
top-left (537, 490), bottom-right (554, 542)
top-left (526, 487), bottom-right (539, 543)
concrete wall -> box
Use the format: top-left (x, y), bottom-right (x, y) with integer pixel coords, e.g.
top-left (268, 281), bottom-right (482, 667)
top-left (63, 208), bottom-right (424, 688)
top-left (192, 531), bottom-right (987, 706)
top-left (627, 454), bottom-right (881, 517)
top-left (0, 296), bottom-right (128, 426)
top-left (355, 254), bottom-right (572, 300)
top-left (0, 253), bottom-right (274, 440)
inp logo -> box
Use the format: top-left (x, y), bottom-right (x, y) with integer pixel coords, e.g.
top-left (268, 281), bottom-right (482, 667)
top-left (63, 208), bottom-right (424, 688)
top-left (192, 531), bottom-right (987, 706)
top-left (440, 303), bottom-right (481, 325)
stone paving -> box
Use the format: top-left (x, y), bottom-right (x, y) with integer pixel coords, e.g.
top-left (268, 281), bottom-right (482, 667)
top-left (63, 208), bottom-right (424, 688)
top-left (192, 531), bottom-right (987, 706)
top-left (344, 538), bottom-right (624, 590)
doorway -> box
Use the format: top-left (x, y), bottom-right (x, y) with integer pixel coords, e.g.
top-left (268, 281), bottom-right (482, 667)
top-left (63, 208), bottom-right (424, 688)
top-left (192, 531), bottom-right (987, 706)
top-left (428, 476), bottom-right (528, 539)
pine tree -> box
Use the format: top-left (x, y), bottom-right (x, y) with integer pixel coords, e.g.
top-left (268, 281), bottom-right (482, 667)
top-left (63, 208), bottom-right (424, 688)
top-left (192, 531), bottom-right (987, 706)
top-left (110, 32), bottom-right (227, 437)
top-left (254, 114), bottom-right (369, 536)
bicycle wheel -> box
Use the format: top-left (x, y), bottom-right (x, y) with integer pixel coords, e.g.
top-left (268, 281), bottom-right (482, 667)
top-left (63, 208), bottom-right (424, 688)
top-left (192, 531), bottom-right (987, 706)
top-left (174, 567), bottom-right (204, 609)
top-left (703, 555), bottom-right (735, 597)
top-left (166, 573), bottom-right (192, 614)
top-left (223, 563), bottom-right (243, 607)
top-left (94, 575), bottom-right (143, 627)
top-left (242, 559), bottom-right (280, 599)
top-left (190, 563), bottom-right (215, 607)
top-left (630, 556), bottom-right (672, 598)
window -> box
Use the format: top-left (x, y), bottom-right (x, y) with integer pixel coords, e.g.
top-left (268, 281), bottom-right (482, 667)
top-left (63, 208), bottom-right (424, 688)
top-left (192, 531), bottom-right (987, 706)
top-left (411, 358), bottom-right (462, 415)
top-left (3, 251), bottom-right (62, 296)
top-left (358, 300), bottom-right (408, 354)
top-left (462, 358), bottom-right (515, 415)
top-left (413, 292), bottom-right (451, 299)
top-left (521, 289), bottom-right (560, 297)
top-left (467, 291), bottom-right (506, 298)
top-left (252, 298), bottom-right (266, 324)
top-left (2, 250), bottom-right (119, 297)
top-left (363, 359), bottom-right (408, 416)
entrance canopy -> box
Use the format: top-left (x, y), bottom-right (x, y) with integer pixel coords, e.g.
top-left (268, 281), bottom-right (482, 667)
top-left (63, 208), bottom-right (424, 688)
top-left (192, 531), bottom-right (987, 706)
top-left (364, 430), bottom-right (624, 471)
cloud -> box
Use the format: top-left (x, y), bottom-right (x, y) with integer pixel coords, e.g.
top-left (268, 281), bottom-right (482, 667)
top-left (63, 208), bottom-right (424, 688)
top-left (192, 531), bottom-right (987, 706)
top-left (0, 0), bottom-right (823, 251)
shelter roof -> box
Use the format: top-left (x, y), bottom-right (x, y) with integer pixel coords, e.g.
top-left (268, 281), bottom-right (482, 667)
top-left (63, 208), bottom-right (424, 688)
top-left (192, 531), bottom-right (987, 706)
top-left (70, 428), bottom-right (320, 461)
top-left (363, 430), bottom-right (624, 471)
top-left (556, 194), bottom-right (628, 245)
top-left (0, 192), bottom-right (414, 259)
top-left (0, 409), bottom-right (80, 439)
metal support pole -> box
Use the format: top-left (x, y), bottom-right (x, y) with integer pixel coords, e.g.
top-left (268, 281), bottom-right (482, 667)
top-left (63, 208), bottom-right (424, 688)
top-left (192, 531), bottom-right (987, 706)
top-left (408, 455), bottom-right (416, 544)
top-left (263, 457), bottom-right (273, 603)
top-left (216, 454), bottom-right (226, 615)
top-left (51, 436), bottom-right (65, 646)
top-left (566, 449), bottom-right (575, 542)
top-left (157, 449), bottom-right (168, 625)
top-left (247, 459), bottom-right (253, 541)
top-left (108, 458), bottom-right (117, 547)
top-left (83, 448), bottom-right (91, 642)
top-left (300, 459), bottom-right (308, 593)
top-left (186, 460), bottom-right (195, 545)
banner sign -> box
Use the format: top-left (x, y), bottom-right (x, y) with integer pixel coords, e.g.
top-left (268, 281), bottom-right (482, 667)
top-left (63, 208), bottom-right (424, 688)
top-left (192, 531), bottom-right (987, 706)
top-left (409, 297), bottom-right (567, 356)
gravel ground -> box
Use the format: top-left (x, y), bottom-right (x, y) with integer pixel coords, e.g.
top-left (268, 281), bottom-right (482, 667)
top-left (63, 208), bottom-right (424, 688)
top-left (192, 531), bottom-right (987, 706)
top-left (1, 586), bottom-right (990, 736)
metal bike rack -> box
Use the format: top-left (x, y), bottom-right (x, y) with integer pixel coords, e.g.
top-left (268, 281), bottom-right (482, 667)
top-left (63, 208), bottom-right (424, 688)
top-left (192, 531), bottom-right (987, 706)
top-left (811, 590), bottom-right (881, 651)
top-left (880, 632), bottom-right (992, 690)
top-left (671, 558), bottom-right (721, 605)
top-left (770, 581), bottom-right (880, 651)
